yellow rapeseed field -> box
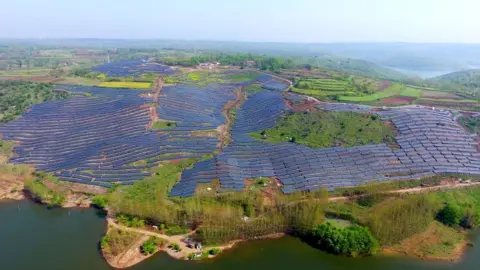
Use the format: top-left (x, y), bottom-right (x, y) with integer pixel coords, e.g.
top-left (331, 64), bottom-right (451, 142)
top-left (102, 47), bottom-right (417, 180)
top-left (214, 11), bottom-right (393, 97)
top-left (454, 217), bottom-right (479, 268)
top-left (99, 82), bottom-right (152, 89)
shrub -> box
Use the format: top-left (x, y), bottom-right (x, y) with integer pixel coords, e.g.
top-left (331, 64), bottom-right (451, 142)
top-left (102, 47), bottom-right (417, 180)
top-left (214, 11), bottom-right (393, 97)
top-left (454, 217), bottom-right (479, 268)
top-left (91, 196), bottom-right (108, 209)
top-left (188, 253), bottom-right (197, 260)
top-left (169, 243), bottom-right (181, 252)
top-left (100, 236), bottom-right (110, 250)
top-left (311, 222), bottom-right (378, 256)
top-left (166, 225), bottom-right (190, 236)
top-left (209, 248), bottom-right (220, 255)
top-left (437, 203), bottom-right (463, 227)
top-left (141, 237), bottom-right (159, 255)
top-left (116, 214), bottom-right (145, 228)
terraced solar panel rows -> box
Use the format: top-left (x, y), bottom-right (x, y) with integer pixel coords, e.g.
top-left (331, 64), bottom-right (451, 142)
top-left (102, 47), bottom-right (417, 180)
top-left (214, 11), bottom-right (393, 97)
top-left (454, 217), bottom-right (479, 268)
top-left (170, 96), bottom-right (480, 197)
top-left (157, 84), bottom-right (237, 131)
top-left (0, 84), bottom-right (230, 187)
top-left (91, 58), bottom-right (175, 77)
top-left (1, 73), bottom-right (479, 197)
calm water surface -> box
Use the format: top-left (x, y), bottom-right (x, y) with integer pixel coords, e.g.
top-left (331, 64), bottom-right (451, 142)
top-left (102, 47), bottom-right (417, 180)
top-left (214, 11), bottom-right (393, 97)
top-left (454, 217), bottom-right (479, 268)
top-left (1, 200), bottom-right (479, 270)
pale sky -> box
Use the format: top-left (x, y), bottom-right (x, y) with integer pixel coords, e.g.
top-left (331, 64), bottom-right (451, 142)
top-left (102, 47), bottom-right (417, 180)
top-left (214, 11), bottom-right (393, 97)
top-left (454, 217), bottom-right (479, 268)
top-left (1, 0), bottom-right (479, 43)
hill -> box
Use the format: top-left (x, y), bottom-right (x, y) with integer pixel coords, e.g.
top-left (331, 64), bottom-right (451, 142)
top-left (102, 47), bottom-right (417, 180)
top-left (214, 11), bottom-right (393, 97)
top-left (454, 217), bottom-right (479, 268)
top-left (312, 56), bottom-right (413, 82)
top-left (429, 70), bottom-right (480, 99)
top-left (431, 69), bottom-right (480, 85)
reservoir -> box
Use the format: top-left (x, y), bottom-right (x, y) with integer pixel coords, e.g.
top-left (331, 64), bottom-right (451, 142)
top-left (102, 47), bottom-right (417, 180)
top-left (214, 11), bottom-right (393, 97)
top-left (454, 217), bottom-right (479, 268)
top-left (1, 200), bottom-right (479, 270)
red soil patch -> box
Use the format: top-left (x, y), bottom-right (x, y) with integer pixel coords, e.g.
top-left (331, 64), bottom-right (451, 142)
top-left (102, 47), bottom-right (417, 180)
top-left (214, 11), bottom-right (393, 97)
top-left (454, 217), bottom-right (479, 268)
top-left (421, 92), bottom-right (462, 99)
top-left (377, 80), bottom-right (392, 91)
top-left (378, 96), bottom-right (416, 105)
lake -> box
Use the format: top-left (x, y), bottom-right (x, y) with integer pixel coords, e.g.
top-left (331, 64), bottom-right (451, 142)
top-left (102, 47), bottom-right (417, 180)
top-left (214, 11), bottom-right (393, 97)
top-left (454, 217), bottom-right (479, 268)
top-left (1, 200), bottom-right (479, 270)
top-left (387, 67), bottom-right (458, 79)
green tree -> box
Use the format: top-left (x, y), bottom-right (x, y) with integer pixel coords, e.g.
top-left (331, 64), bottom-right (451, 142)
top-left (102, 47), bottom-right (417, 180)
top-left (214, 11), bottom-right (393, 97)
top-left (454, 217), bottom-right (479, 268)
top-left (437, 203), bottom-right (463, 226)
top-left (311, 223), bottom-right (378, 256)
top-left (141, 237), bottom-right (159, 255)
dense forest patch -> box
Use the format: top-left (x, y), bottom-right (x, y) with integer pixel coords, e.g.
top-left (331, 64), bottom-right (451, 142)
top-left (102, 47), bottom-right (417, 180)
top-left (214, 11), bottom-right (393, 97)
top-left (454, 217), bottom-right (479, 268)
top-left (0, 81), bottom-right (69, 123)
top-left (250, 111), bottom-right (395, 149)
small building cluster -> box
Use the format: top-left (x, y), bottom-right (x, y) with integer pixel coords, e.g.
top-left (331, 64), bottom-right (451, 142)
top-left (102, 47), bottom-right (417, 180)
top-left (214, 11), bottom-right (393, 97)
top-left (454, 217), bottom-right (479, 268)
top-left (198, 62), bottom-right (220, 70)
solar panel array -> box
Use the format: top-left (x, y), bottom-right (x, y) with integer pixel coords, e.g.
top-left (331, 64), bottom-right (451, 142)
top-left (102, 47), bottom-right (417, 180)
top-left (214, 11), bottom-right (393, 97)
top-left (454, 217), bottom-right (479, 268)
top-left (1, 74), bottom-right (479, 196)
top-left (378, 108), bottom-right (480, 176)
top-left (157, 84), bottom-right (237, 131)
top-left (261, 80), bottom-right (289, 91)
top-left (0, 84), bottom-right (234, 187)
top-left (170, 99), bottom-right (480, 197)
top-left (317, 103), bottom-right (373, 112)
top-left (91, 58), bottom-right (175, 77)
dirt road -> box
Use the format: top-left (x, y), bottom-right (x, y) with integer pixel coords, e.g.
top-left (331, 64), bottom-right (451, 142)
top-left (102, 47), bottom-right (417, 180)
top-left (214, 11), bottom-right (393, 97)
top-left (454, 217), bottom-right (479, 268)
top-left (107, 217), bottom-right (197, 260)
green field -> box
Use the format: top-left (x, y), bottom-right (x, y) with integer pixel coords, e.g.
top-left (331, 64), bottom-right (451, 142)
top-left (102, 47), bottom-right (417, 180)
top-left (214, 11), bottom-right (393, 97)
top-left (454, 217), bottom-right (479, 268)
top-left (291, 77), bottom-right (411, 103)
top-left (0, 68), bottom-right (52, 77)
top-left (292, 78), bottom-right (353, 99)
top-left (399, 87), bottom-right (422, 97)
top-left (250, 111), bottom-right (395, 149)
top-left (0, 81), bottom-right (70, 123)
top-left (338, 84), bottom-right (404, 102)
top-left (152, 121), bottom-right (176, 130)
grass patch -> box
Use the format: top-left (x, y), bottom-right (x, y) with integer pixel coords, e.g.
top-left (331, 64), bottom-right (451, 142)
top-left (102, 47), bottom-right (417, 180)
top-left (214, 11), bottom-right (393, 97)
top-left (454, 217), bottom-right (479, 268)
top-left (24, 179), bottom-right (66, 207)
top-left (0, 140), bottom-right (16, 158)
top-left (224, 72), bottom-right (259, 82)
top-left (249, 111), bottom-right (395, 149)
top-left (399, 87), bottom-right (422, 98)
top-left (338, 84), bottom-right (404, 102)
top-left (98, 81), bottom-right (152, 89)
top-left (246, 85), bottom-right (263, 94)
top-left (152, 121), bottom-right (176, 130)
top-left (101, 229), bottom-right (140, 257)
top-left (388, 222), bottom-right (464, 260)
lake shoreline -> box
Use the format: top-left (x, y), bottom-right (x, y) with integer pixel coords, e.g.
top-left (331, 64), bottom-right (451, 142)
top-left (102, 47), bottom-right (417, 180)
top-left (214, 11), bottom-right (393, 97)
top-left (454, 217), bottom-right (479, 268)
top-left (0, 187), bottom-right (475, 269)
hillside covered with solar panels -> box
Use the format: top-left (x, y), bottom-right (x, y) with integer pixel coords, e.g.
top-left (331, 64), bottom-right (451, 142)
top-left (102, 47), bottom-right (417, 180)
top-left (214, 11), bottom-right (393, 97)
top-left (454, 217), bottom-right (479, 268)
top-left (0, 57), bottom-right (479, 199)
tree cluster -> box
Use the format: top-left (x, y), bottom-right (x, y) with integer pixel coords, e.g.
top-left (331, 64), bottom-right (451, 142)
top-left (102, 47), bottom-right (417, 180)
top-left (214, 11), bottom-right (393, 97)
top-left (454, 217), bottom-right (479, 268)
top-left (311, 222), bottom-right (378, 256)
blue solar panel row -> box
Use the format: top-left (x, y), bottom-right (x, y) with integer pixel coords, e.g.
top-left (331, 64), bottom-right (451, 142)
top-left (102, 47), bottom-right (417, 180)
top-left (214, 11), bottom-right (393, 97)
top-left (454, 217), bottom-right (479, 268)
top-left (0, 83), bottom-right (227, 187)
top-left (1, 66), bottom-right (479, 197)
top-left (157, 84), bottom-right (237, 131)
top-left (170, 101), bottom-right (480, 197)
top-left (90, 58), bottom-right (175, 77)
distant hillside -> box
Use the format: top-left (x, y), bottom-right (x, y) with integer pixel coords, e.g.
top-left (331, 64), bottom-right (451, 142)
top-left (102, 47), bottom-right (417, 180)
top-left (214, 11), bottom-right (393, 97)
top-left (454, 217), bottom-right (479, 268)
top-left (4, 40), bottom-right (480, 74)
top-left (429, 70), bottom-right (480, 99)
top-left (313, 56), bottom-right (414, 82)
top-left (431, 70), bottom-right (480, 85)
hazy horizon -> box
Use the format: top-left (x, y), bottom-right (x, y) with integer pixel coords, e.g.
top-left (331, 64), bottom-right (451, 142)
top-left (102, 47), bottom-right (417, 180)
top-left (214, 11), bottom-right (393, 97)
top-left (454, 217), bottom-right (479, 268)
top-left (1, 0), bottom-right (480, 43)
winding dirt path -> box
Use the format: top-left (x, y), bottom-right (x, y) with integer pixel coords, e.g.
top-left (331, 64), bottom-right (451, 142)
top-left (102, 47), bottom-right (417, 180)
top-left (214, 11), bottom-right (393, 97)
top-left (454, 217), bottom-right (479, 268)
top-left (288, 181), bottom-right (480, 206)
top-left (147, 75), bottom-right (163, 128)
top-left (107, 217), bottom-right (197, 259)
top-left (219, 86), bottom-right (246, 150)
